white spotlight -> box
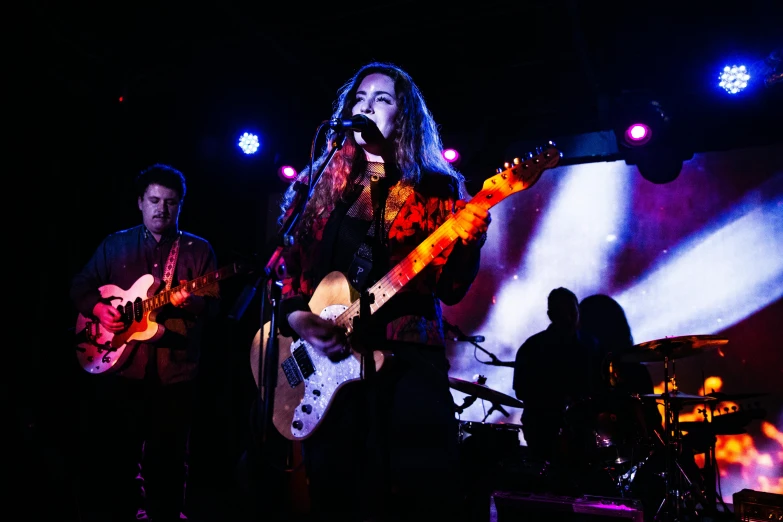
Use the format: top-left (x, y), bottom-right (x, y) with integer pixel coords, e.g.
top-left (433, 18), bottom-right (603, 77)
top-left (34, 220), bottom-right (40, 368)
top-left (718, 65), bottom-right (750, 94)
top-left (238, 132), bottom-right (260, 154)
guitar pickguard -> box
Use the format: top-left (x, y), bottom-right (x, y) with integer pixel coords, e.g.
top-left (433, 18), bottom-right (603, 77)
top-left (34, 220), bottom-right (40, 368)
top-left (283, 304), bottom-right (362, 439)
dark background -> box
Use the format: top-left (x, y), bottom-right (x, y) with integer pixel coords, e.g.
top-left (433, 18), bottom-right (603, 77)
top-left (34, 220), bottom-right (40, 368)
top-left (21, 1), bottom-right (782, 520)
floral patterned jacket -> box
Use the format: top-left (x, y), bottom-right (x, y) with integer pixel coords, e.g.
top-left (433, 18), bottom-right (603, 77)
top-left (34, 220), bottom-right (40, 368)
top-left (278, 173), bottom-right (482, 347)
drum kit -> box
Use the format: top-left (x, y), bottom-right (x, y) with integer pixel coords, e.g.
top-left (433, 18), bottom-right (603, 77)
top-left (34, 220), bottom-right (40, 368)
top-left (448, 333), bottom-right (768, 522)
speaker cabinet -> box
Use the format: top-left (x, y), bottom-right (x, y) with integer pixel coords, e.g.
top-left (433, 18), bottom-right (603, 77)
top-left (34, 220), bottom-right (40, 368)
top-left (733, 489), bottom-right (782, 522)
top-left (490, 491), bottom-right (644, 522)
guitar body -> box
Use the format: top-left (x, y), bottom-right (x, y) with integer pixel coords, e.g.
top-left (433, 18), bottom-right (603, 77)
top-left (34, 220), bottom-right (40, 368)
top-left (75, 261), bottom-right (248, 374)
top-left (250, 271), bottom-right (385, 441)
top-left (75, 274), bottom-right (164, 374)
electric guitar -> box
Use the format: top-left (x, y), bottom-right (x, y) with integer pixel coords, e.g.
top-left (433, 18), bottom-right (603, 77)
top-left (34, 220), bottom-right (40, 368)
top-left (75, 261), bottom-right (250, 374)
top-left (250, 143), bottom-right (561, 441)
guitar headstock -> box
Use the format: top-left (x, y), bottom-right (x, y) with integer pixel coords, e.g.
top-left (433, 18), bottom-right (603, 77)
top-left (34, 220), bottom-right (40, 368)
top-left (482, 141), bottom-right (562, 194)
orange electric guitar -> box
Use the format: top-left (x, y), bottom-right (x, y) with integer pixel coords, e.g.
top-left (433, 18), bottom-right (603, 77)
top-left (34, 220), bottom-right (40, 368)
top-left (250, 143), bottom-right (562, 441)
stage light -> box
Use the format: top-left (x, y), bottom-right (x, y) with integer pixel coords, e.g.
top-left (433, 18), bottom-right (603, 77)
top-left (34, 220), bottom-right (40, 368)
top-left (443, 148), bottom-right (460, 164)
top-left (718, 65), bottom-right (750, 94)
top-left (624, 123), bottom-right (652, 146)
top-left (238, 132), bottom-right (260, 155)
top-left (278, 165), bottom-right (298, 182)
top-left (612, 91), bottom-right (690, 184)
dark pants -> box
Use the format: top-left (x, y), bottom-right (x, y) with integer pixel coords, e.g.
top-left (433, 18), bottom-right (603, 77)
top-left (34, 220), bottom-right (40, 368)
top-left (303, 344), bottom-right (462, 522)
top-left (77, 374), bottom-right (194, 522)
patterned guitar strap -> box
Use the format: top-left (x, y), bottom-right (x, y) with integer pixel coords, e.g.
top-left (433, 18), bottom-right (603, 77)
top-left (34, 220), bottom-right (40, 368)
top-left (347, 165), bottom-right (412, 291)
top-left (162, 235), bottom-right (181, 291)
top-left (144, 234), bottom-right (180, 378)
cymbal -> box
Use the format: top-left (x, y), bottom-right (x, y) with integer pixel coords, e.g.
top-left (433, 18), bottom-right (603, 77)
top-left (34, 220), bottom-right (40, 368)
top-left (448, 377), bottom-right (524, 408)
top-left (621, 335), bottom-right (728, 363)
top-left (642, 391), bottom-right (717, 403)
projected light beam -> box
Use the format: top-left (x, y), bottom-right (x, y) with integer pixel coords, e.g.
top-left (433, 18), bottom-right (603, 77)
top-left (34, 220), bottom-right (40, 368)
top-left (619, 188), bottom-right (783, 342)
top-left (479, 161), bottom-right (632, 356)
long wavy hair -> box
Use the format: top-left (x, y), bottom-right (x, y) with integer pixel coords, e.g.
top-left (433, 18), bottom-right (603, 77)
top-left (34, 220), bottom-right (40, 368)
top-left (278, 62), bottom-right (467, 239)
top-left (579, 294), bottom-right (634, 353)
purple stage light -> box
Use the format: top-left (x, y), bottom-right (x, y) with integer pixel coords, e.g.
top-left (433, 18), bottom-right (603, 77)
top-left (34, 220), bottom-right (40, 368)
top-left (624, 123), bottom-right (652, 146)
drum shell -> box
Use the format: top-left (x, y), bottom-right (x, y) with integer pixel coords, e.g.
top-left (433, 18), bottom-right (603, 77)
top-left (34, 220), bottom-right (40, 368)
top-left (563, 393), bottom-right (651, 465)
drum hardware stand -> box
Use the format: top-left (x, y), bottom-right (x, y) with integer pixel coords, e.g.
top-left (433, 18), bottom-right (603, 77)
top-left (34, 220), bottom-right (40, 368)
top-left (653, 356), bottom-right (702, 522)
top-left (697, 371), bottom-right (720, 515)
top-left (693, 402), bottom-right (732, 516)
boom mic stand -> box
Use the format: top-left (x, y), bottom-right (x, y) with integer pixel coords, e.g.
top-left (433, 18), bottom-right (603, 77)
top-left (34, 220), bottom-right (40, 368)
top-left (444, 320), bottom-right (514, 367)
top-left (262, 131), bottom-right (347, 441)
top-left (234, 129), bottom-right (348, 444)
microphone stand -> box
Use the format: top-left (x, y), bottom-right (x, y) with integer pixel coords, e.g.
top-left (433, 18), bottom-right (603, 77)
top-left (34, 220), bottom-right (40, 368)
top-left (482, 402), bottom-right (511, 422)
top-left (444, 319), bottom-right (514, 367)
top-left (469, 340), bottom-right (516, 367)
top-left (254, 130), bottom-right (348, 443)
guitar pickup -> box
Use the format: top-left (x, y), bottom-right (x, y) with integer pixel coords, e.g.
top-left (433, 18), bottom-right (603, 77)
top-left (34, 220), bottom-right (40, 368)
top-left (293, 346), bottom-right (316, 379)
top-left (133, 297), bottom-right (143, 322)
top-left (281, 357), bottom-right (302, 388)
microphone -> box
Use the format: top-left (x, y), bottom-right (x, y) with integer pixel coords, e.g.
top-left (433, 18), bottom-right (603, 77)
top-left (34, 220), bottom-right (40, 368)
top-left (444, 318), bottom-right (515, 366)
top-left (443, 319), bottom-right (485, 343)
top-left (451, 334), bottom-right (486, 343)
top-left (327, 114), bottom-right (375, 132)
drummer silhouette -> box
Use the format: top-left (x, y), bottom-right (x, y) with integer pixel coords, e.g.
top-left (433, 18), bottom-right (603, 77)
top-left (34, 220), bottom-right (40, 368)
top-left (574, 295), bottom-right (662, 470)
top-left (579, 294), bottom-right (661, 429)
top-left (578, 294), bottom-right (707, 518)
top-left (512, 287), bottom-right (601, 466)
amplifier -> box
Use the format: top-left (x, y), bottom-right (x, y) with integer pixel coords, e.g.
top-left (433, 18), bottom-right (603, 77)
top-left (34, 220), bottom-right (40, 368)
top-left (490, 491), bottom-right (644, 522)
top-left (733, 489), bottom-right (783, 522)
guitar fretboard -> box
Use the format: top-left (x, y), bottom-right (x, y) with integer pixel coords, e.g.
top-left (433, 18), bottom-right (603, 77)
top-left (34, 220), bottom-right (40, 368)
top-left (142, 263), bottom-right (241, 312)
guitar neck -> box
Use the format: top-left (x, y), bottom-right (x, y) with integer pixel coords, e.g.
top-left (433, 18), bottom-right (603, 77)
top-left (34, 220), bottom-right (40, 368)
top-left (331, 145), bottom-right (560, 331)
top-left (333, 183), bottom-right (508, 330)
top-left (142, 262), bottom-right (241, 313)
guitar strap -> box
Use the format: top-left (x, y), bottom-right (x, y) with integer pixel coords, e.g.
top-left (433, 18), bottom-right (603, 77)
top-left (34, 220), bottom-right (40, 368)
top-left (146, 235), bottom-right (180, 377)
top-left (347, 179), bottom-right (412, 292)
top-left (162, 235), bottom-right (181, 290)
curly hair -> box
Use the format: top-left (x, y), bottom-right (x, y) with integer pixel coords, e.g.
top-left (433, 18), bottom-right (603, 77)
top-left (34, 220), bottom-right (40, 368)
top-left (135, 163), bottom-right (187, 201)
top-left (278, 62), bottom-right (467, 238)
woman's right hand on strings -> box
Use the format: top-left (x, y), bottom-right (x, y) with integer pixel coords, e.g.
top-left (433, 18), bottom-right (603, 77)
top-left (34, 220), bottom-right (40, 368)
top-left (92, 302), bottom-right (127, 333)
top-left (287, 310), bottom-right (349, 359)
